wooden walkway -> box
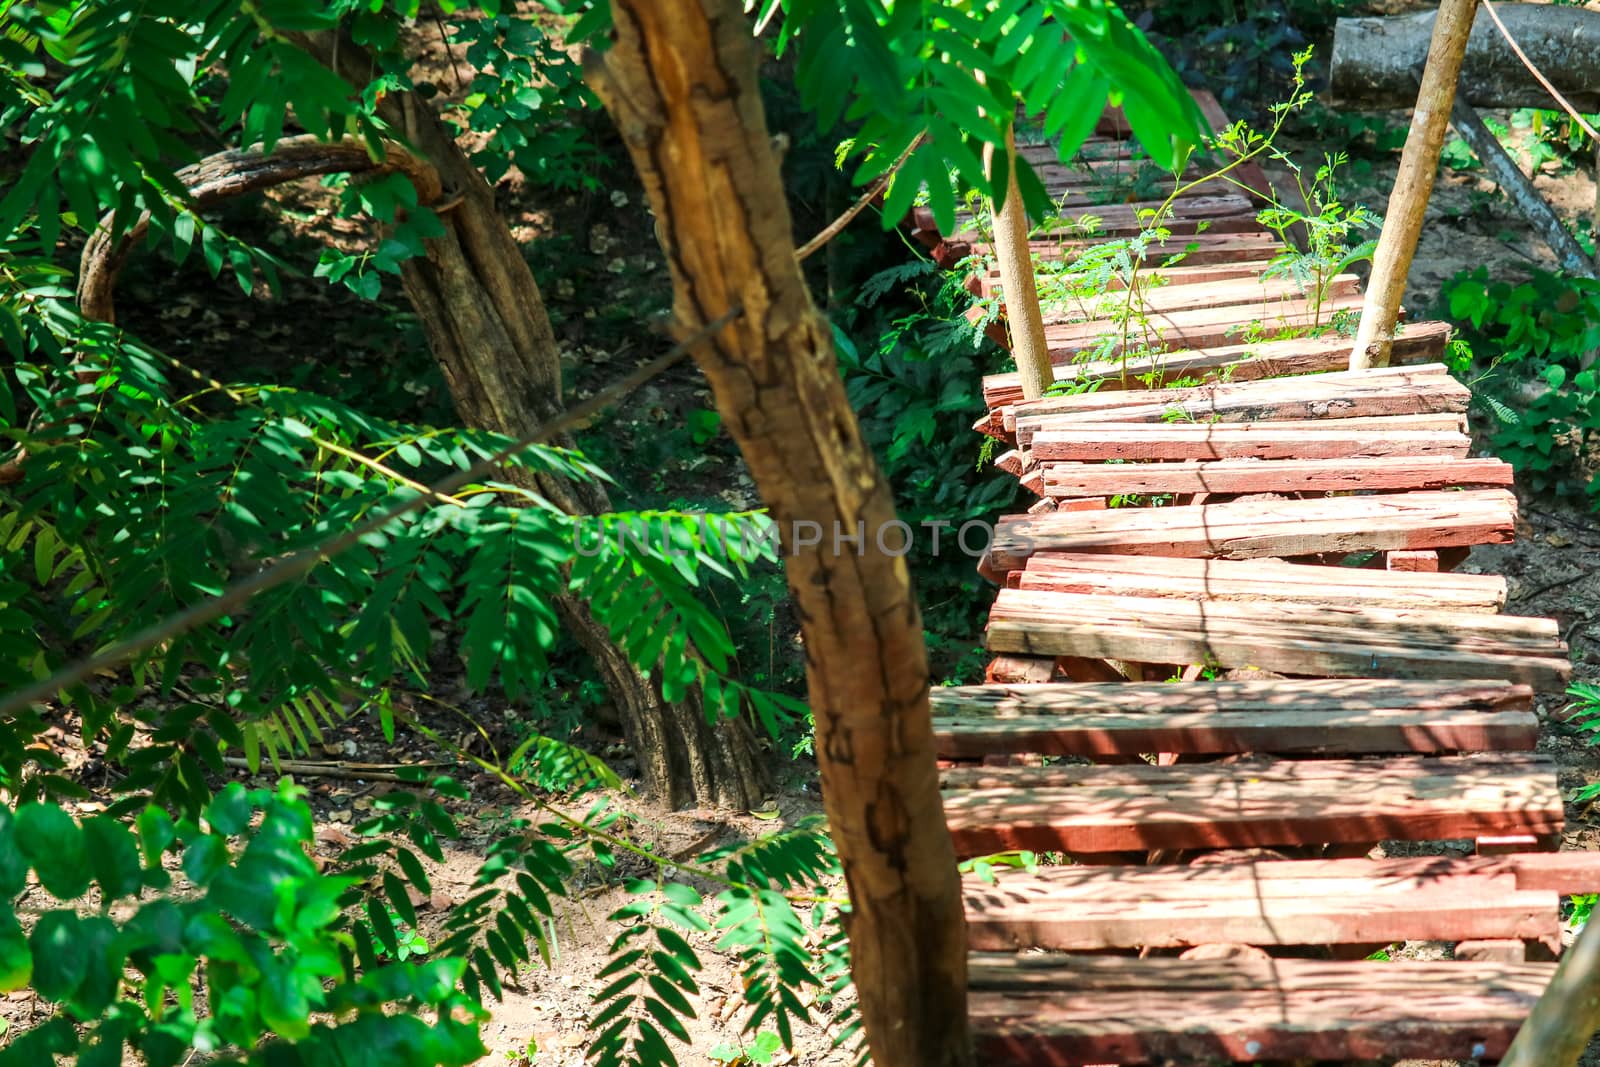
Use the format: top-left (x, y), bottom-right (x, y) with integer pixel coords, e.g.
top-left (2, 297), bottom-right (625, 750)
top-left (907, 95), bottom-right (1596, 1064)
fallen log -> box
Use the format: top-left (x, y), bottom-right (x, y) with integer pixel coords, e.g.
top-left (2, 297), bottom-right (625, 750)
top-left (1331, 4), bottom-right (1600, 112)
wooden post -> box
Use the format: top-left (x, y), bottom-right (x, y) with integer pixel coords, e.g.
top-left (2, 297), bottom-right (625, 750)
top-left (986, 125), bottom-right (1054, 401)
top-left (1349, 0), bottom-right (1480, 370)
top-left (1500, 914), bottom-right (1600, 1066)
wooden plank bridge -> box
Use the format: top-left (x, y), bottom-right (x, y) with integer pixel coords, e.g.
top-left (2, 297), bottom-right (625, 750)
top-left (903, 94), bottom-right (1597, 1064)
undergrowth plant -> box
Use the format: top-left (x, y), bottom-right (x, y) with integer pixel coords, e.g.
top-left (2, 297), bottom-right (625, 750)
top-left (1442, 267), bottom-right (1600, 503)
top-left (1021, 48), bottom-right (1377, 388)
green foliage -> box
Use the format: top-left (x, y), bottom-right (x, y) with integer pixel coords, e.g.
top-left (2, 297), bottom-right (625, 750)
top-left (1441, 267), bottom-right (1600, 501)
top-left (832, 260), bottom-right (1017, 680)
top-left (0, 783), bottom-right (489, 1067)
top-left (1258, 152), bottom-right (1378, 320)
top-left (767, 0), bottom-right (1205, 232)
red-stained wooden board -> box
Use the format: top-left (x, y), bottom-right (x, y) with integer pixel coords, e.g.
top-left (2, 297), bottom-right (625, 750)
top-left (968, 258), bottom-right (1274, 299)
top-left (985, 489), bottom-right (1518, 571)
top-left (967, 955), bottom-right (1554, 1065)
top-left (962, 859), bottom-right (1557, 950)
top-left (1043, 293), bottom-right (1367, 362)
top-left (1026, 423), bottom-right (1470, 462)
top-left (1039, 454), bottom-right (1514, 498)
top-left (941, 754), bottom-right (1564, 855)
top-left (980, 321), bottom-right (1452, 412)
top-left (1034, 273), bottom-right (1359, 323)
top-left (1012, 553), bottom-right (1509, 611)
top-left (933, 677), bottom-right (1537, 758)
top-left (984, 588), bottom-right (1569, 688)
top-left (1008, 362), bottom-right (1464, 430)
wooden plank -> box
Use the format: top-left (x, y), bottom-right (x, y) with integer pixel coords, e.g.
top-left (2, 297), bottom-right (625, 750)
top-left (1039, 455), bottom-right (1515, 498)
top-left (932, 678), bottom-right (1532, 717)
top-left (1011, 553), bottom-right (1509, 612)
top-left (1037, 273), bottom-right (1360, 322)
top-left (1044, 293), bottom-right (1368, 362)
top-left (980, 321), bottom-right (1452, 411)
top-left (969, 258), bottom-right (1276, 299)
top-left (962, 861), bottom-right (1557, 950)
top-left (933, 704), bottom-right (1539, 758)
top-left (1026, 424), bottom-right (1470, 461)
top-left (941, 229), bottom-right (1284, 273)
top-left (941, 754), bottom-right (1564, 854)
top-left (1010, 362), bottom-right (1465, 429)
top-left (984, 590), bottom-right (1568, 688)
top-left (985, 489), bottom-right (1518, 570)
top-left (967, 955), bottom-right (1555, 1065)
top-left (957, 195), bottom-right (1260, 246)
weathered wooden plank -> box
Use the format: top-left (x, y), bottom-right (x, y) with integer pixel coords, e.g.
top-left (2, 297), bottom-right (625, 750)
top-left (962, 861), bottom-right (1557, 950)
top-left (988, 586), bottom-right (1562, 652)
top-left (968, 955), bottom-right (1554, 1065)
top-left (932, 678), bottom-right (1532, 717)
top-left (1011, 553), bottom-right (1509, 612)
top-left (957, 194), bottom-right (1260, 247)
top-left (985, 489), bottom-right (1518, 571)
top-left (984, 589), bottom-right (1568, 687)
top-left (1044, 293), bottom-right (1368, 362)
top-left (1037, 273), bottom-right (1360, 323)
top-left (941, 754), bottom-right (1565, 854)
top-left (933, 704), bottom-right (1539, 758)
top-left (1026, 424), bottom-right (1470, 461)
top-left (1010, 362), bottom-right (1465, 430)
top-left (968, 258), bottom-right (1276, 299)
top-left (980, 321), bottom-right (1452, 411)
top-left (1039, 455), bottom-right (1515, 498)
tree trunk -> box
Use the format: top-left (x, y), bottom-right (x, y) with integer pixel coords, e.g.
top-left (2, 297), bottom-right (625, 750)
top-left (288, 32), bottom-right (768, 811)
top-left (585, 4), bottom-right (972, 1067)
top-left (986, 125), bottom-right (1053, 402)
top-left (1500, 914), bottom-right (1600, 1067)
top-left (1331, 4), bottom-right (1600, 112)
top-left (1348, 0), bottom-right (1480, 371)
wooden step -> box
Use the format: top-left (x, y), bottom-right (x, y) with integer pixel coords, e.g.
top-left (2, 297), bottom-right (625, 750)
top-left (933, 677), bottom-right (1537, 758)
top-left (941, 753), bottom-right (1564, 855)
top-left (963, 855), bottom-right (1562, 951)
top-left (967, 954), bottom-right (1555, 1065)
top-left (980, 321), bottom-right (1452, 413)
top-left (1044, 293), bottom-right (1368, 362)
top-left (969, 258), bottom-right (1276, 299)
top-left (958, 194), bottom-right (1260, 248)
top-left (1036, 273), bottom-right (1360, 323)
top-left (1026, 422), bottom-right (1471, 462)
top-left (985, 489), bottom-right (1518, 572)
top-left (1009, 362), bottom-right (1466, 435)
top-left (985, 588), bottom-right (1569, 688)
top-left (1013, 553), bottom-right (1509, 612)
top-left (1040, 454), bottom-right (1514, 497)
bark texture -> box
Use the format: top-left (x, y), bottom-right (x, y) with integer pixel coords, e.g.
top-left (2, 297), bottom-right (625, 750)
top-left (1500, 914), bottom-right (1600, 1066)
top-left (585, 3), bottom-right (973, 1065)
top-left (986, 126), bottom-right (1053, 402)
top-left (1349, 0), bottom-right (1479, 371)
top-left (272, 34), bottom-right (768, 810)
top-left (1332, 4), bottom-right (1600, 111)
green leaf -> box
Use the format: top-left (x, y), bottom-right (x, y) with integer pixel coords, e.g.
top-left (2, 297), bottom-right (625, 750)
top-left (83, 816), bottom-right (143, 902)
top-left (28, 910), bottom-right (86, 1002)
top-left (0, 913), bottom-right (31, 993)
top-left (15, 803), bottom-right (90, 900)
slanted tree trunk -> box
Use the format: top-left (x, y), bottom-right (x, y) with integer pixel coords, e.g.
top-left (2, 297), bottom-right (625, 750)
top-left (585, 4), bottom-right (972, 1066)
top-left (281, 32), bottom-right (769, 810)
top-left (1348, 0), bottom-right (1480, 371)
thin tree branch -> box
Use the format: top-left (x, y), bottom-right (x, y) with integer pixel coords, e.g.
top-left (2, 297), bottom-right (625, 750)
top-left (0, 305), bottom-right (743, 721)
top-left (794, 137), bottom-right (921, 262)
